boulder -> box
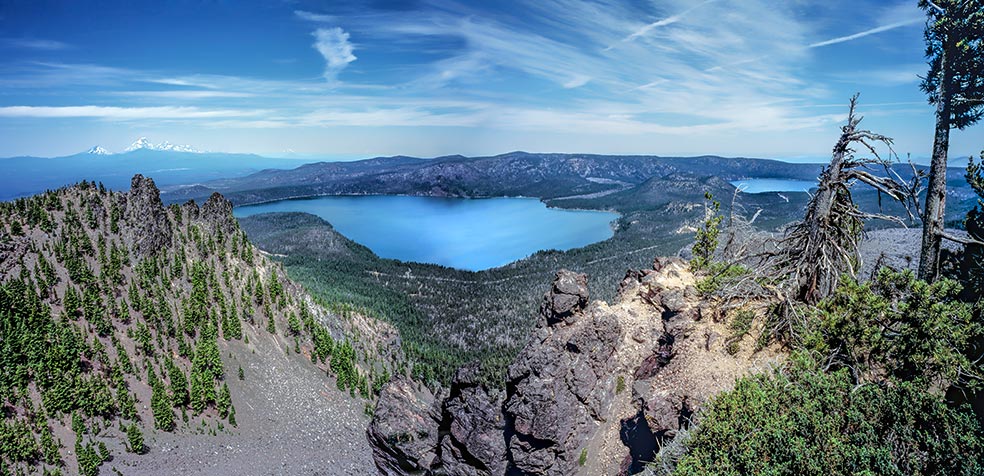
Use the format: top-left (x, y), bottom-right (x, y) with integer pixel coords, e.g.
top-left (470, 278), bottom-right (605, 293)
top-left (540, 269), bottom-right (589, 325)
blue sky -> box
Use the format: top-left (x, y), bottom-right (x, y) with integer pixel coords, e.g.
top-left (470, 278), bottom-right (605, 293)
top-left (0, 0), bottom-right (980, 161)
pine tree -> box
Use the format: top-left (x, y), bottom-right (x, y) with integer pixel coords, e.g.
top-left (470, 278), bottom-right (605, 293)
top-left (287, 312), bottom-right (301, 336)
top-left (39, 423), bottom-right (60, 465)
top-left (959, 156), bottom-right (984, 299)
top-left (216, 383), bottom-right (232, 420)
top-left (63, 286), bottom-right (82, 319)
top-left (75, 439), bottom-right (101, 476)
top-left (125, 424), bottom-right (145, 454)
top-left (117, 387), bottom-right (137, 421)
top-left (71, 411), bottom-right (85, 436)
top-left (190, 327), bottom-right (221, 413)
top-left (97, 441), bottom-right (110, 462)
top-left (266, 307), bottom-right (276, 335)
top-left (165, 358), bottom-right (189, 408)
top-left (917, 0), bottom-right (984, 280)
top-left (151, 380), bottom-right (174, 431)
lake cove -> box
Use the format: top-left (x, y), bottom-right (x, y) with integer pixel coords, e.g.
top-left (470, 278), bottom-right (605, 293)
top-left (731, 178), bottom-right (817, 194)
top-left (233, 195), bottom-right (619, 271)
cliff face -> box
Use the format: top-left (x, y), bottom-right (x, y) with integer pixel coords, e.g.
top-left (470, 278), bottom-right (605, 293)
top-left (368, 258), bottom-right (782, 475)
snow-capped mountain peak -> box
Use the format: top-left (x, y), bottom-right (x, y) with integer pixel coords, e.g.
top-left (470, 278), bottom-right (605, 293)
top-left (87, 146), bottom-right (110, 155)
top-left (123, 137), bottom-right (202, 153)
top-left (124, 137), bottom-right (154, 152)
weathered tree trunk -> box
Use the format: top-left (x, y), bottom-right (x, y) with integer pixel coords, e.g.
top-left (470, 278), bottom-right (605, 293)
top-left (810, 129), bottom-right (850, 233)
top-left (796, 120), bottom-right (851, 302)
top-left (918, 40), bottom-right (953, 282)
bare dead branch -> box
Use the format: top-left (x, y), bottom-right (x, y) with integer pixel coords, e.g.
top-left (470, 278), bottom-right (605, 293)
top-left (939, 230), bottom-right (984, 246)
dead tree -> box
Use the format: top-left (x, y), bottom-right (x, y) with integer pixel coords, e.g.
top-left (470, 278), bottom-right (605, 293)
top-left (770, 95), bottom-right (921, 304)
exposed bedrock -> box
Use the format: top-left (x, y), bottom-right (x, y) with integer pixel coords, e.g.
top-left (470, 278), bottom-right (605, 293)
top-left (437, 363), bottom-right (508, 476)
top-left (367, 377), bottom-right (441, 475)
top-left (200, 191), bottom-right (238, 235)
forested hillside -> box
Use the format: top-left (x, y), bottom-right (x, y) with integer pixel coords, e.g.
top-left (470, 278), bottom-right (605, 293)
top-left (0, 176), bottom-right (395, 475)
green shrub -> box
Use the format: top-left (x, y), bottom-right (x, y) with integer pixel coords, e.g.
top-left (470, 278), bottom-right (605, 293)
top-left (694, 263), bottom-right (749, 296)
top-left (803, 269), bottom-right (981, 390)
top-left (673, 353), bottom-right (984, 476)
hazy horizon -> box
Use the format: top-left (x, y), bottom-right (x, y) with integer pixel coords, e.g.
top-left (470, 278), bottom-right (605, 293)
top-left (0, 142), bottom-right (953, 167)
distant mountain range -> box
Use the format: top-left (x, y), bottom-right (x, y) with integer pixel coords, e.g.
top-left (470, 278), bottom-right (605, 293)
top-left (160, 152), bottom-right (828, 206)
top-left (163, 151), bottom-right (975, 208)
top-left (0, 144), bottom-right (973, 210)
top-left (121, 137), bottom-right (204, 154)
top-left (81, 137), bottom-right (206, 155)
top-left (0, 139), bottom-right (300, 200)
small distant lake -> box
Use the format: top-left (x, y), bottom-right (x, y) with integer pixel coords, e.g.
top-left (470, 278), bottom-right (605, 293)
top-left (731, 178), bottom-right (816, 194)
top-left (234, 195), bottom-right (619, 271)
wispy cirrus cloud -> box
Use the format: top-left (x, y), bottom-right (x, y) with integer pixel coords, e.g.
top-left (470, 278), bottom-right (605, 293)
top-left (605, 0), bottom-right (717, 49)
top-left (0, 0), bottom-right (938, 158)
top-left (0, 105), bottom-right (263, 119)
top-left (115, 90), bottom-right (256, 99)
top-left (1, 38), bottom-right (71, 50)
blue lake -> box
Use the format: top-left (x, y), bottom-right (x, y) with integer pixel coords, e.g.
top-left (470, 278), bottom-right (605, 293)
top-left (233, 195), bottom-right (619, 271)
top-left (731, 178), bottom-right (816, 194)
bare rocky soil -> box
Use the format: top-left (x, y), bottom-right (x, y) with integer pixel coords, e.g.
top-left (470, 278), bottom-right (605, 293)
top-left (857, 227), bottom-right (967, 279)
top-left (111, 323), bottom-right (375, 475)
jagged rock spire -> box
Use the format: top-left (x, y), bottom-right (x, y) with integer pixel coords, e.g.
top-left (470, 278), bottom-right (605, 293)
top-left (125, 174), bottom-right (172, 257)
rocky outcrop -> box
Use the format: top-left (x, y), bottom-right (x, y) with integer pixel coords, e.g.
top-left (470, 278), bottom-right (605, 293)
top-left (125, 174), bottom-right (172, 257)
top-left (367, 377), bottom-right (441, 475)
top-left (181, 199), bottom-right (200, 221)
top-left (367, 261), bottom-right (781, 476)
top-left (505, 270), bottom-right (622, 475)
top-left (201, 192), bottom-right (238, 236)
